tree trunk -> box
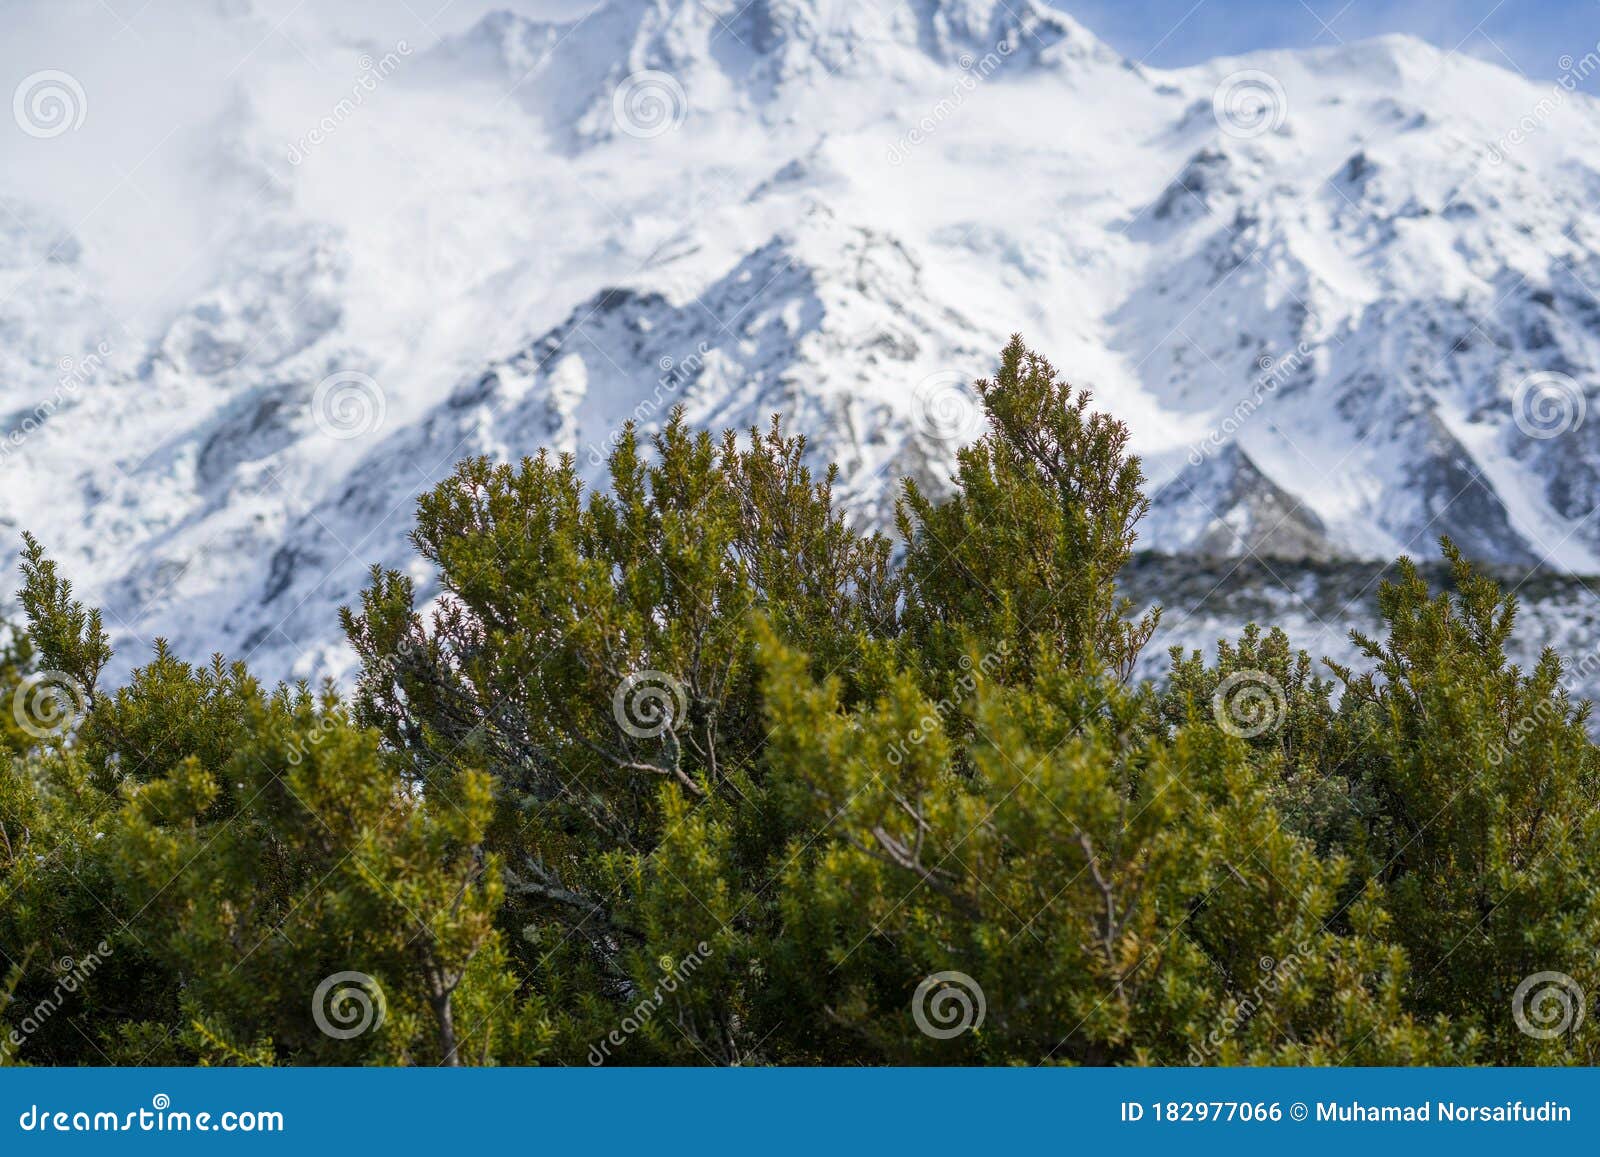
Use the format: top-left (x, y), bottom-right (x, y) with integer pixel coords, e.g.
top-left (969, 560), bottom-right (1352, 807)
top-left (426, 973), bottom-right (461, 1067)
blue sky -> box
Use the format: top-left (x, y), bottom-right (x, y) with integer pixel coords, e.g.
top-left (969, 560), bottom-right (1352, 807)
top-left (1058, 0), bottom-right (1600, 82)
top-left (148, 1), bottom-right (1600, 89)
top-left (486, 1), bottom-right (1600, 87)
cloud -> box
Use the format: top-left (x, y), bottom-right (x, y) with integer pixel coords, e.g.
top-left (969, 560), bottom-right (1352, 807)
top-left (0, 0), bottom-right (593, 324)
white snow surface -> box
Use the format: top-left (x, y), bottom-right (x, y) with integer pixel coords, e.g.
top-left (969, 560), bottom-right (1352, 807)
top-left (4, 0), bottom-right (1600, 681)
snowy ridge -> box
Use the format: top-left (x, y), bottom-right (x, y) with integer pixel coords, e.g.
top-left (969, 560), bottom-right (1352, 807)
top-left (4, 0), bottom-right (1600, 681)
top-left (420, 0), bottom-right (1120, 148)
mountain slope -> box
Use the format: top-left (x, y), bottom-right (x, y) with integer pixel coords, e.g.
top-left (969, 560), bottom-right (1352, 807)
top-left (3, 0), bottom-right (1600, 683)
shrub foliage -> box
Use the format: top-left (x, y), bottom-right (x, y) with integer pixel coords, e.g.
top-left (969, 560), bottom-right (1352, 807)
top-left (2, 336), bottom-right (1595, 1065)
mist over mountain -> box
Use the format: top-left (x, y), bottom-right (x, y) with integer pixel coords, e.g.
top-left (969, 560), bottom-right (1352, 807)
top-left (3, 0), bottom-right (1600, 686)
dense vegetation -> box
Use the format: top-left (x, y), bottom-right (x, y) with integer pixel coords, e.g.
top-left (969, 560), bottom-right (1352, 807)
top-left (3, 338), bottom-right (1597, 1066)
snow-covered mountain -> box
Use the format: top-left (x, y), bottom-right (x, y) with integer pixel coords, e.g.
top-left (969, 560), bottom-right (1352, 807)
top-left (4, 0), bottom-right (1600, 683)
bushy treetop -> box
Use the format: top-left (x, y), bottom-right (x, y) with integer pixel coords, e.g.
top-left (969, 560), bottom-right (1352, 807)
top-left (2, 338), bottom-right (1593, 1066)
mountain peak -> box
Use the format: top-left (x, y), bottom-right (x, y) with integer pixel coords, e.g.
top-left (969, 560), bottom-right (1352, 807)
top-left (421, 0), bottom-right (1124, 145)
top-left (1302, 31), bottom-right (1448, 88)
top-left (8, 0), bottom-right (1599, 686)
